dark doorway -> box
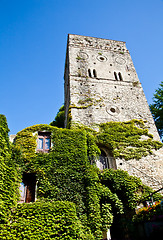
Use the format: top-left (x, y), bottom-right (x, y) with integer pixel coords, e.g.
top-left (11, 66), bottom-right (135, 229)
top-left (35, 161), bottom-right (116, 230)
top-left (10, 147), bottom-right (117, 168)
top-left (22, 173), bottom-right (36, 203)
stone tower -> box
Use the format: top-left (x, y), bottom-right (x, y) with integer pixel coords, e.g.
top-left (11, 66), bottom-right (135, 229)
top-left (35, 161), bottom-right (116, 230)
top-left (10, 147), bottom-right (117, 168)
top-left (64, 34), bottom-right (163, 190)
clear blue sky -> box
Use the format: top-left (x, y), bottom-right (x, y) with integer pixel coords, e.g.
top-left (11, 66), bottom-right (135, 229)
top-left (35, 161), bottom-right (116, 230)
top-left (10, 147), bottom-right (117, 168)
top-left (1, 0), bottom-right (163, 134)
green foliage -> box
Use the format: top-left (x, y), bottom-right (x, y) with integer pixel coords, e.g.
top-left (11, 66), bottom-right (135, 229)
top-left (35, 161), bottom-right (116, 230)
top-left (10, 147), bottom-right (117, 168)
top-left (101, 203), bottom-right (113, 231)
top-left (71, 120), bottom-right (162, 161)
top-left (101, 169), bottom-right (143, 210)
top-left (13, 124), bottom-right (97, 236)
top-left (15, 124), bottom-right (56, 164)
top-left (50, 105), bottom-right (65, 128)
top-left (1, 117), bottom-right (162, 239)
top-left (0, 115), bottom-right (20, 224)
top-left (0, 114), bottom-right (10, 159)
top-left (86, 132), bottom-right (101, 157)
top-left (97, 120), bottom-right (162, 160)
top-left (84, 166), bottom-right (124, 238)
top-left (35, 128), bottom-right (88, 216)
top-left (70, 97), bottom-right (103, 111)
top-left (0, 201), bottom-right (94, 240)
top-left (150, 81), bottom-right (163, 138)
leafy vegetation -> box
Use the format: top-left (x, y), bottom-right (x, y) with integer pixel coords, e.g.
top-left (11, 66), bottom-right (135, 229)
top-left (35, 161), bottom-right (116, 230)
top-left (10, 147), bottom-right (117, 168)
top-left (0, 115), bottom-right (20, 224)
top-left (0, 201), bottom-right (94, 240)
top-left (0, 116), bottom-right (162, 239)
top-left (50, 105), bottom-right (65, 128)
top-left (150, 81), bottom-right (163, 139)
top-left (74, 119), bottom-right (162, 160)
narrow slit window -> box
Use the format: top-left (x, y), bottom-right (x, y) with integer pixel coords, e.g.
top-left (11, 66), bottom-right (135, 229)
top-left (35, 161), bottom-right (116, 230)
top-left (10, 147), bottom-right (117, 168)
top-left (88, 69), bottom-right (92, 78)
top-left (114, 72), bottom-right (118, 81)
top-left (118, 72), bottom-right (123, 81)
top-left (93, 69), bottom-right (97, 78)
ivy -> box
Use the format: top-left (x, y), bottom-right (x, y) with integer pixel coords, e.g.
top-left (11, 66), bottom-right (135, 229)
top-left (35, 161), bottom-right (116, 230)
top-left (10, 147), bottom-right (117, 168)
top-left (50, 105), bottom-right (65, 128)
top-left (0, 201), bottom-right (94, 240)
top-left (97, 120), bottom-right (162, 160)
top-left (0, 118), bottom-right (162, 239)
top-left (0, 115), bottom-right (20, 224)
top-left (100, 169), bottom-right (143, 210)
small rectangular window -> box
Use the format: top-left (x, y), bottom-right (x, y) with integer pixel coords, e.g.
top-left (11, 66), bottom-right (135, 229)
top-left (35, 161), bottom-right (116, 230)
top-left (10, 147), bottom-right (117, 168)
top-left (37, 132), bottom-right (51, 153)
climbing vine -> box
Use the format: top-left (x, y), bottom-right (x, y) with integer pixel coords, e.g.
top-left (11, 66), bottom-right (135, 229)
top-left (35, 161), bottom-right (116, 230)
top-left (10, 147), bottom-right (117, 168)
top-left (0, 115), bottom-right (20, 224)
top-left (0, 201), bottom-right (94, 240)
top-left (0, 117), bottom-right (162, 239)
top-left (97, 120), bottom-right (162, 160)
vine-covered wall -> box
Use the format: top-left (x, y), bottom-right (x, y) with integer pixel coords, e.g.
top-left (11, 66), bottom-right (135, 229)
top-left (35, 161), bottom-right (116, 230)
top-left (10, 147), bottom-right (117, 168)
top-left (0, 115), bottom-right (19, 224)
top-left (0, 118), bottom-right (162, 239)
top-left (0, 201), bottom-right (94, 240)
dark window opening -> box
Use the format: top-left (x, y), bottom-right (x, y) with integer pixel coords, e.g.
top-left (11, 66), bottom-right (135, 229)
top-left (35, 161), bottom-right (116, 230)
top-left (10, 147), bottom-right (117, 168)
top-left (99, 56), bottom-right (105, 61)
top-left (37, 132), bottom-right (51, 153)
top-left (95, 148), bottom-right (117, 170)
top-left (118, 72), bottom-right (123, 81)
top-left (88, 69), bottom-right (92, 78)
top-left (93, 69), bottom-right (97, 78)
top-left (99, 150), bottom-right (109, 169)
top-left (110, 107), bottom-right (116, 113)
top-left (19, 173), bottom-right (36, 203)
top-left (114, 72), bottom-right (118, 81)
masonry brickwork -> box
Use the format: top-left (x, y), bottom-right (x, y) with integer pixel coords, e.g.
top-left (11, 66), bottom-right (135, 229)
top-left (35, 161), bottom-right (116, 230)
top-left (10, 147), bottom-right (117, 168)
top-left (64, 34), bottom-right (163, 191)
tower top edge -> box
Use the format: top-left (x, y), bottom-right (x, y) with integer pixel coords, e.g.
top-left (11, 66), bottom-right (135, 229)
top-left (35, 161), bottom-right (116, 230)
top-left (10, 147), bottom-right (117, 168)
top-left (68, 33), bottom-right (126, 44)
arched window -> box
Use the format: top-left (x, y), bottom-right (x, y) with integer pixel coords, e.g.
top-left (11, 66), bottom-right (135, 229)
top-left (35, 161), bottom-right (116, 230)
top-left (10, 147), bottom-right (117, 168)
top-left (88, 69), bottom-right (92, 78)
top-left (118, 72), bottom-right (123, 81)
top-left (114, 72), bottom-right (118, 81)
top-left (93, 69), bottom-right (97, 78)
top-left (96, 149), bottom-right (109, 170)
top-left (95, 148), bottom-right (117, 170)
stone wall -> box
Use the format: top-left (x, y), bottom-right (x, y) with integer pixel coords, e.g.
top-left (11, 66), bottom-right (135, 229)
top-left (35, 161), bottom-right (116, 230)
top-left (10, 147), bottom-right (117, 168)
top-left (64, 34), bottom-right (163, 191)
top-left (65, 34), bottom-right (160, 141)
top-left (116, 148), bottom-right (163, 192)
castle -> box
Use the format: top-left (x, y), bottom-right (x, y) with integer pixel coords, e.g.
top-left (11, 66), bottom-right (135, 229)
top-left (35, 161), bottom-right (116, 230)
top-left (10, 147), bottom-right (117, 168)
top-left (64, 34), bottom-right (163, 190)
